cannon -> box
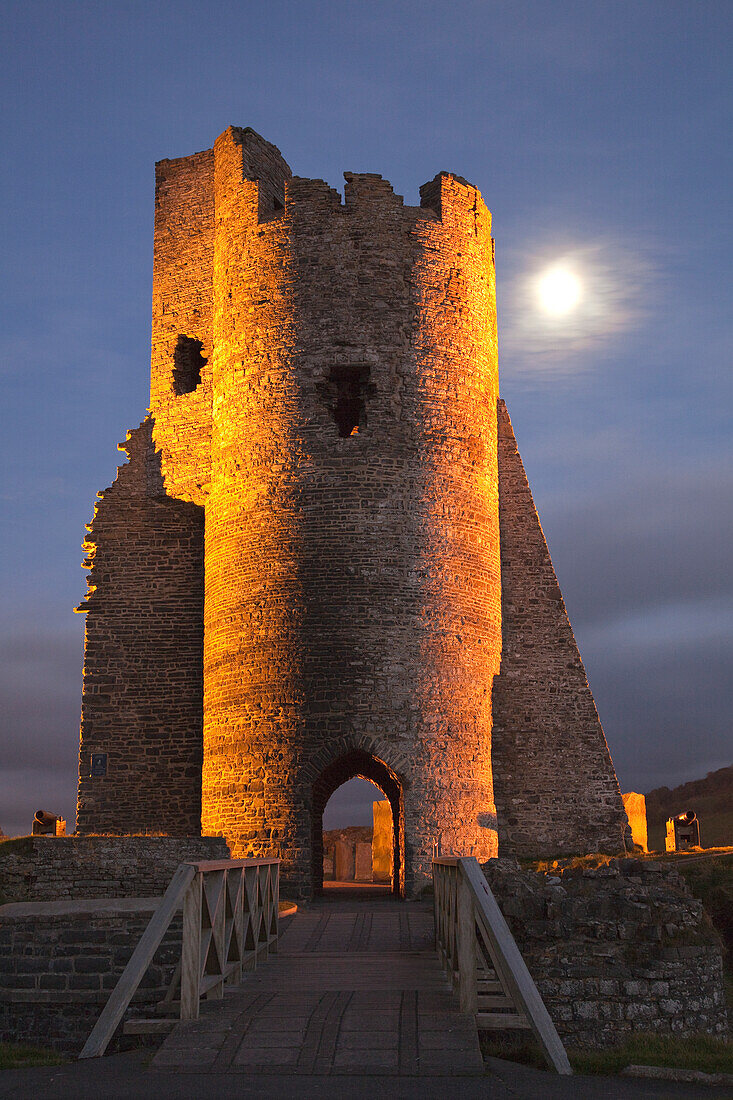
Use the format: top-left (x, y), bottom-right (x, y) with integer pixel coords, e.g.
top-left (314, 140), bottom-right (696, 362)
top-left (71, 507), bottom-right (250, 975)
top-left (31, 810), bottom-right (66, 836)
top-left (665, 810), bottom-right (700, 852)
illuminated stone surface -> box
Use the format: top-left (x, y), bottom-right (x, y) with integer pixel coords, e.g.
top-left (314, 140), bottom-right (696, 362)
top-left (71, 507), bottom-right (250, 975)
top-left (623, 792), bottom-right (649, 852)
top-left (76, 128), bottom-right (627, 897)
top-left (372, 800), bottom-right (393, 883)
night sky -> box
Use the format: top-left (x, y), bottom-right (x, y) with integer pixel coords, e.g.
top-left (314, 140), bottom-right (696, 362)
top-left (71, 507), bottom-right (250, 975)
top-left (1, 1), bottom-right (731, 836)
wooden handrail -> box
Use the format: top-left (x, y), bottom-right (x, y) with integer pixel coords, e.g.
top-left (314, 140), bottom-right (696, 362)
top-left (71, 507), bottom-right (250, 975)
top-left (79, 856), bottom-right (280, 1059)
top-left (432, 856), bottom-right (572, 1076)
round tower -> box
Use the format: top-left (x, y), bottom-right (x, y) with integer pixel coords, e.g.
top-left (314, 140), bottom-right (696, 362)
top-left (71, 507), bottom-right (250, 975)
top-left (201, 129), bottom-right (501, 897)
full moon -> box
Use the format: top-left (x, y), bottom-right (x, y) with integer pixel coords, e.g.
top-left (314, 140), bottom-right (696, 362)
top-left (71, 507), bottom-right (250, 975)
top-left (537, 265), bottom-right (582, 316)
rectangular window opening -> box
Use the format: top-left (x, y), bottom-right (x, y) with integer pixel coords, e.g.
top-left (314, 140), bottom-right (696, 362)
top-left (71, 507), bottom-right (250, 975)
top-left (172, 335), bottom-right (207, 395)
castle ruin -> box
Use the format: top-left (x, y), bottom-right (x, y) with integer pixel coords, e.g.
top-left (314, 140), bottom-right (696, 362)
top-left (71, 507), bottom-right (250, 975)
top-left (76, 127), bottom-right (627, 897)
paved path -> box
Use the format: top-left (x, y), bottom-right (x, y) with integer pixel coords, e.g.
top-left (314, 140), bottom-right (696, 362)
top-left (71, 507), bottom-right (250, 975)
top-left (151, 889), bottom-right (484, 1077)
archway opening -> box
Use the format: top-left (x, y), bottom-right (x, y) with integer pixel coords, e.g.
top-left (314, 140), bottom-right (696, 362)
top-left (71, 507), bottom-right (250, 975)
top-left (312, 749), bottom-right (404, 898)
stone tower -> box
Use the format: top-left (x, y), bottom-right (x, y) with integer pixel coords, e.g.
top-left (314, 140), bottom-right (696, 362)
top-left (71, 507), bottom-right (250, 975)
top-left (76, 128), bottom-right (628, 897)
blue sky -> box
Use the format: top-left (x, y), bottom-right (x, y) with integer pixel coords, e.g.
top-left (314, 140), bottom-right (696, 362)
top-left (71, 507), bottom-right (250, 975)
top-left (1, 0), bottom-right (731, 835)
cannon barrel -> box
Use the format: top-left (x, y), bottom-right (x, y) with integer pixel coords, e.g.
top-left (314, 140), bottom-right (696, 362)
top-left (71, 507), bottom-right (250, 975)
top-left (34, 810), bottom-right (58, 826)
top-left (674, 810), bottom-right (697, 824)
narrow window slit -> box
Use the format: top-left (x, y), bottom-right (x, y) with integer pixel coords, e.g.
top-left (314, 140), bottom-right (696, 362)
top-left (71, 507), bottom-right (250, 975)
top-left (330, 365), bottom-right (370, 437)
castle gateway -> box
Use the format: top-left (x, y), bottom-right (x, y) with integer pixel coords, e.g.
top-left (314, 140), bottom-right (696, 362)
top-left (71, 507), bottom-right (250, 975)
top-left (76, 128), bottom-right (627, 898)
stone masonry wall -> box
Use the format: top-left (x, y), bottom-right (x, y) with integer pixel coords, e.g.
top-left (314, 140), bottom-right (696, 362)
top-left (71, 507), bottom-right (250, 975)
top-left (76, 420), bottom-right (205, 835)
top-left (0, 898), bottom-right (182, 1053)
top-left (201, 129), bottom-right (502, 899)
top-left (483, 858), bottom-right (728, 1048)
top-left (492, 400), bottom-right (628, 857)
top-left (0, 836), bottom-right (229, 904)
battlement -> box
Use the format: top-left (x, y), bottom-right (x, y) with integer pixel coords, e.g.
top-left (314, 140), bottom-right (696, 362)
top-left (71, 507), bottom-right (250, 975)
top-left (157, 127), bottom-right (490, 230)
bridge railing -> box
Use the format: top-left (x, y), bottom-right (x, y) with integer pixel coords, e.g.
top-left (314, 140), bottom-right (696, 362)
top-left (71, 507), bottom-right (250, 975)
top-left (79, 857), bottom-right (280, 1059)
top-left (432, 856), bottom-right (571, 1075)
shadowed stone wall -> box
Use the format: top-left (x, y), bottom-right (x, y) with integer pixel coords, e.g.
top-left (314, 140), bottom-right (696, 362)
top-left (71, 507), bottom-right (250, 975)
top-left (0, 898), bottom-right (183, 1054)
top-left (483, 858), bottom-right (728, 1048)
top-left (76, 421), bottom-right (204, 835)
top-left (0, 836), bottom-right (229, 904)
top-left (492, 400), bottom-right (628, 857)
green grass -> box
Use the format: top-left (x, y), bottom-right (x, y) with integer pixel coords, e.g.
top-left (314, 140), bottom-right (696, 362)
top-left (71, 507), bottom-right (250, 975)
top-left (675, 853), bottom-right (733, 957)
top-left (480, 1031), bottom-right (733, 1076)
top-left (0, 1042), bottom-right (67, 1069)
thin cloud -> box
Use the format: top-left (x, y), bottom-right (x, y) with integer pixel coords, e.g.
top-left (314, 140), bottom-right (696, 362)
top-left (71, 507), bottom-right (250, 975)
top-left (498, 237), bottom-right (658, 376)
top-left (543, 465), bottom-right (733, 627)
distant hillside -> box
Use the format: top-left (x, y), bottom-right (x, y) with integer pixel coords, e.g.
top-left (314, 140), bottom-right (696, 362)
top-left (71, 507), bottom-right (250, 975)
top-left (645, 765), bottom-right (733, 851)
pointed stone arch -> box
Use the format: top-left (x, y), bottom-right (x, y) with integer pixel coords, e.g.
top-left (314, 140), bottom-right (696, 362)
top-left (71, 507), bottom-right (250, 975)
top-left (311, 746), bottom-right (405, 897)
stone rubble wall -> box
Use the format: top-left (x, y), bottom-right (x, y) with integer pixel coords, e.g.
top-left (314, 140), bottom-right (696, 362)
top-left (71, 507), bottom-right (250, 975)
top-left (482, 858), bottom-right (729, 1048)
top-left (149, 146), bottom-right (215, 505)
top-left (0, 897), bottom-right (182, 1054)
top-left (0, 836), bottom-right (229, 904)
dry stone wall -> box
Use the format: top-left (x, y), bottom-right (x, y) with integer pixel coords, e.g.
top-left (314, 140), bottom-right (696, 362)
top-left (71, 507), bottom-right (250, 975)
top-left (492, 400), bottom-right (628, 857)
top-left (483, 858), bottom-right (728, 1048)
top-left (0, 836), bottom-right (228, 903)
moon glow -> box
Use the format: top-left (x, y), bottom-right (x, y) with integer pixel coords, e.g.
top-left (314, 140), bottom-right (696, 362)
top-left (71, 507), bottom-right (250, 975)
top-left (537, 266), bottom-right (582, 316)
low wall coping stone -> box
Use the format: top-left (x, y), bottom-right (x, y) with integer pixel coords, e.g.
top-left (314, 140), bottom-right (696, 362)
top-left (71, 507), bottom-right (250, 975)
top-left (0, 896), bottom-right (165, 920)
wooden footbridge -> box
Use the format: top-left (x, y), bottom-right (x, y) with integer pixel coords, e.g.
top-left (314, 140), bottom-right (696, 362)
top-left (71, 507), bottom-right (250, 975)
top-left (80, 857), bottom-right (571, 1077)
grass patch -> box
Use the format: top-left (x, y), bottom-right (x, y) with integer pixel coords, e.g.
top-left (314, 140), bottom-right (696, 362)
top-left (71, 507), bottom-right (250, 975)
top-left (572, 1033), bottom-right (733, 1076)
top-left (480, 1031), bottom-right (733, 1076)
top-left (479, 1031), bottom-right (547, 1070)
top-left (0, 1042), bottom-right (67, 1069)
top-left (674, 852), bottom-right (733, 1014)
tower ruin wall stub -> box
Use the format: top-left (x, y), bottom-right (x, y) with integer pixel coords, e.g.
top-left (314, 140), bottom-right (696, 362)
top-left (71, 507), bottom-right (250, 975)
top-left (76, 419), bottom-right (204, 835)
top-left (492, 399), bottom-right (628, 857)
top-left (150, 149), bottom-right (215, 505)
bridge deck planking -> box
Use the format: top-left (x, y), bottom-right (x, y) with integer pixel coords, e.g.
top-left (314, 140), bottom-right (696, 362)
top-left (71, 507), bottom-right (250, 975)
top-left (152, 895), bottom-right (484, 1076)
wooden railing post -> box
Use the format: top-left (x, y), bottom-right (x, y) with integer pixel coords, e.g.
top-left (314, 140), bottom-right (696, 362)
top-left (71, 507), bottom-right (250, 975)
top-left (227, 866), bottom-right (244, 988)
top-left (78, 862), bottom-right (196, 1058)
top-left (180, 871), bottom-right (202, 1020)
top-left (456, 871), bottom-right (478, 1015)
top-left (432, 856), bottom-right (572, 1076)
top-left (80, 856), bottom-right (282, 1058)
